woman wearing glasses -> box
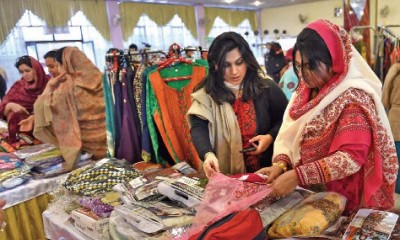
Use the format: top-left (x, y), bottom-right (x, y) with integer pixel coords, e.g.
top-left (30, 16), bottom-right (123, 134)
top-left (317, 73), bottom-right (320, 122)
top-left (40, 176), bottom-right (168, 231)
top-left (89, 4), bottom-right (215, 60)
top-left (0, 56), bottom-right (49, 143)
top-left (256, 19), bottom-right (397, 215)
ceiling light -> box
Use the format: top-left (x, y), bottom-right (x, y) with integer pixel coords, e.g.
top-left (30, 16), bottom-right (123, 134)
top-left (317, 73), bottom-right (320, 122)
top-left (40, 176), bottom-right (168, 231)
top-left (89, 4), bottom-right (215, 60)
top-left (254, 1), bottom-right (261, 6)
top-left (225, 0), bottom-right (234, 3)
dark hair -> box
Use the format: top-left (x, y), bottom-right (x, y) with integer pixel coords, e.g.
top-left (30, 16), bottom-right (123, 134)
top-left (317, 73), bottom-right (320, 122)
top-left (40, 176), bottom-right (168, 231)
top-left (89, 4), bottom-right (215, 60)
top-left (194, 31), bottom-right (264, 104)
top-left (292, 28), bottom-right (332, 78)
top-left (269, 42), bottom-right (283, 57)
top-left (43, 50), bottom-right (57, 59)
top-left (15, 55), bottom-right (32, 69)
top-left (129, 44), bottom-right (138, 51)
top-left (55, 47), bottom-right (66, 65)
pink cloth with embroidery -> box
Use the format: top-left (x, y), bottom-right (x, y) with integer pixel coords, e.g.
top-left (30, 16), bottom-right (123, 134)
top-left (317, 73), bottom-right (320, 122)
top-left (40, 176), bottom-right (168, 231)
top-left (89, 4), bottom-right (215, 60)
top-left (182, 172), bottom-right (271, 239)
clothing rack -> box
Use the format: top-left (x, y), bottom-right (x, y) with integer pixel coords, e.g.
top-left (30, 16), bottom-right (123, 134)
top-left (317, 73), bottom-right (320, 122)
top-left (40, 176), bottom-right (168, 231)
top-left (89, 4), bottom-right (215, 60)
top-left (349, 25), bottom-right (377, 35)
top-left (378, 25), bottom-right (400, 40)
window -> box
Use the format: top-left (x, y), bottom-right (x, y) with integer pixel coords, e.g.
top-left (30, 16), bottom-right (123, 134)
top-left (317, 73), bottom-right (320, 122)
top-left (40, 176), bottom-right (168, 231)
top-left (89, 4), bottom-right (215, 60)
top-left (124, 14), bottom-right (199, 53)
top-left (208, 17), bottom-right (264, 65)
top-left (0, 10), bottom-right (111, 88)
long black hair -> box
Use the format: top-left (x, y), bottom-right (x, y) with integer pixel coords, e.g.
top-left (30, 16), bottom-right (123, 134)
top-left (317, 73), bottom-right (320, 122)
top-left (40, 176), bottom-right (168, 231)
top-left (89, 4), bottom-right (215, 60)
top-left (55, 47), bottom-right (67, 65)
top-left (292, 28), bottom-right (332, 78)
top-left (194, 31), bottom-right (265, 104)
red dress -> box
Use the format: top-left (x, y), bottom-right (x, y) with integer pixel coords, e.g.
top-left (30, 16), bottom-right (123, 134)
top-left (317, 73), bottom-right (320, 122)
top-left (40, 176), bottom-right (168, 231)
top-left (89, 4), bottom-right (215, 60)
top-left (232, 98), bottom-right (260, 172)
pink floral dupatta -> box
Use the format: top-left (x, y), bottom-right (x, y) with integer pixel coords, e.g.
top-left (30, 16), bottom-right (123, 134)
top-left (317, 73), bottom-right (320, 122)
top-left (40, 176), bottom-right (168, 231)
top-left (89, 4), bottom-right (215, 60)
top-left (273, 20), bottom-right (397, 209)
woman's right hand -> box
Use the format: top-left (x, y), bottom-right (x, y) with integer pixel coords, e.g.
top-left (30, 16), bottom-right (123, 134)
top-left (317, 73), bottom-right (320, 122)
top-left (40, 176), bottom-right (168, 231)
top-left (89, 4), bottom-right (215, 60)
top-left (256, 166), bottom-right (284, 184)
top-left (4, 102), bottom-right (28, 116)
top-left (203, 152), bottom-right (220, 178)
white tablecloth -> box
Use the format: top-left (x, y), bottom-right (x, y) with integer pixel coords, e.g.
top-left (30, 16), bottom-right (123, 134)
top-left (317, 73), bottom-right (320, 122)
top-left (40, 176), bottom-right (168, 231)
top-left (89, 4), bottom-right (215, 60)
top-left (42, 208), bottom-right (88, 240)
top-left (0, 174), bottom-right (67, 209)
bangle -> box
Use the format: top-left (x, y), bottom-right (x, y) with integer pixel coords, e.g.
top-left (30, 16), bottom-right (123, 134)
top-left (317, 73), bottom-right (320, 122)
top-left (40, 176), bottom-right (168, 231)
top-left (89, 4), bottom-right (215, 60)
top-left (272, 162), bottom-right (287, 172)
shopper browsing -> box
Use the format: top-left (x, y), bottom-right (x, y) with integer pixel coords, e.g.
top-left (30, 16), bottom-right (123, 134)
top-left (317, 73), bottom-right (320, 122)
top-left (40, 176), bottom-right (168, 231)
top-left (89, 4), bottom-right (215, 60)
top-left (187, 31), bottom-right (288, 177)
top-left (34, 47), bottom-right (107, 171)
top-left (256, 19), bottom-right (398, 215)
top-left (43, 50), bottom-right (60, 78)
top-left (0, 56), bottom-right (49, 143)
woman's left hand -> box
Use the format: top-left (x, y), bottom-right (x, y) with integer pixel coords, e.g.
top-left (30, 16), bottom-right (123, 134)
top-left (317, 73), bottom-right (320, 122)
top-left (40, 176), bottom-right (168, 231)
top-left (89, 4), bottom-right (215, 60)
top-left (247, 134), bottom-right (273, 155)
top-left (268, 170), bottom-right (298, 198)
top-left (18, 115), bottom-right (34, 132)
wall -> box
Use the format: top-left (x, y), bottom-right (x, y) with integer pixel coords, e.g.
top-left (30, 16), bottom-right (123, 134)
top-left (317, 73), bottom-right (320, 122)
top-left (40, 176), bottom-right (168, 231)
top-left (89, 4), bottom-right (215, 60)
top-left (376, 0), bottom-right (400, 35)
top-left (260, 0), bottom-right (343, 37)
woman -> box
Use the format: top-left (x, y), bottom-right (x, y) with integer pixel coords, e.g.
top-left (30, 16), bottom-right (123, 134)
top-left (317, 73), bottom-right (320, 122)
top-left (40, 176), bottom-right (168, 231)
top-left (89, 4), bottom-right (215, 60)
top-left (257, 20), bottom-right (398, 214)
top-left (34, 47), bottom-right (107, 171)
top-left (0, 56), bottom-right (48, 143)
top-left (266, 42), bottom-right (286, 84)
top-left (187, 32), bottom-right (288, 177)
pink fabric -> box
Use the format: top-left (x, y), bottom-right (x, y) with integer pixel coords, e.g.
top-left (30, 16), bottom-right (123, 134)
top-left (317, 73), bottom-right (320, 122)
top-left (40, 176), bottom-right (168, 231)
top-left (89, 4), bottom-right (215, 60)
top-left (183, 173), bottom-right (271, 239)
top-left (230, 173), bottom-right (268, 183)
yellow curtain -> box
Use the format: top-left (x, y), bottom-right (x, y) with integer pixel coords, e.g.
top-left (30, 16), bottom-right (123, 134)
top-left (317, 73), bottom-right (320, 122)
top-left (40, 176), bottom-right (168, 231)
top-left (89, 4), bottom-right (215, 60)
top-left (71, 1), bottom-right (111, 41)
top-left (204, 7), bottom-right (258, 36)
top-left (0, 0), bottom-right (26, 44)
top-left (0, 194), bottom-right (51, 240)
top-left (0, 0), bottom-right (111, 44)
top-left (120, 2), bottom-right (197, 41)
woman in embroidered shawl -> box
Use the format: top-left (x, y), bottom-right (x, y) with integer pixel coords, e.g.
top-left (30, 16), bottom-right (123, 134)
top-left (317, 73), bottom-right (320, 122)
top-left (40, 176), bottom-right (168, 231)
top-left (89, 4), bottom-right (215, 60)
top-left (0, 56), bottom-right (48, 143)
top-left (187, 32), bottom-right (288, 177)
top-left (256, 19), bottom-right (398, 215)
top-left (34, 47), bottom-right (107, 171)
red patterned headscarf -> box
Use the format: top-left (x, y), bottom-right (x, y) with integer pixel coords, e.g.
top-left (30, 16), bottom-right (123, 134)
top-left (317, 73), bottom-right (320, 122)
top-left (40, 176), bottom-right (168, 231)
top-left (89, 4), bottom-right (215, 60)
top-left (0, 56), bottom-right (49, 118)
top-left (290, 19), bottom-right (353, 120)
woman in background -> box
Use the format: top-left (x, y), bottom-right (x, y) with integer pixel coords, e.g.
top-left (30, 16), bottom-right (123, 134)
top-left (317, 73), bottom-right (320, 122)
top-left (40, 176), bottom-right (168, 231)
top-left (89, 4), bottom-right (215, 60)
top-left (34, 47), bottom-right (106, 171)
top-left (0, 56), bottom-right (48, 143)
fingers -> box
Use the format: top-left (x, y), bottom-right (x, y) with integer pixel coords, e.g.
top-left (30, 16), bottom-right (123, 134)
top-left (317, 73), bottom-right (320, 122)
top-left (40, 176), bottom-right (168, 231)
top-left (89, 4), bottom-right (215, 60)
top-left (211, 160), bottom-right (220, 173)
top-left (21, 108), bottom-right (29, 115)
top-left (204, 165), bottom-right (216, 178)
top-left (0, 199), bottom-right (5, 208)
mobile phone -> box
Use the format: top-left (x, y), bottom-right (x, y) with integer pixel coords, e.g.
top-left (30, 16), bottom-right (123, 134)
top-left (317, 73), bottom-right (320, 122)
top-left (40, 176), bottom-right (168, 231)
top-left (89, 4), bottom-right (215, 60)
top-left (239, 146), bottom-right (256, 153)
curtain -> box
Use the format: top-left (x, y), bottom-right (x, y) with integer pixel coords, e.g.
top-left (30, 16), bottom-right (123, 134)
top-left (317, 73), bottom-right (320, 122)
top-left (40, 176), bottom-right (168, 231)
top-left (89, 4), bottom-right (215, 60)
top-left (120, 2), bottom-right (197, 41)
top-left (0, 0), bottom-right (25, 44)
top-left (204, 7), bottom-right (258, 36)
top-left (0, 0), bottom-right (111, 44)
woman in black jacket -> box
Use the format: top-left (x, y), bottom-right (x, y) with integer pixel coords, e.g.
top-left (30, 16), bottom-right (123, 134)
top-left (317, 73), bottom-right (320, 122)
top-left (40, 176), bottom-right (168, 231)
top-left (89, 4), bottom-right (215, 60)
top-left (187, 32), bottom-right (288, 177)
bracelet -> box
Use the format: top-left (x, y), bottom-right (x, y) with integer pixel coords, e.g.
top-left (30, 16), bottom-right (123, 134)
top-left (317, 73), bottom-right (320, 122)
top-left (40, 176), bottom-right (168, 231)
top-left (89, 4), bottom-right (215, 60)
top-left (272, 162), bottom-right (287, 172)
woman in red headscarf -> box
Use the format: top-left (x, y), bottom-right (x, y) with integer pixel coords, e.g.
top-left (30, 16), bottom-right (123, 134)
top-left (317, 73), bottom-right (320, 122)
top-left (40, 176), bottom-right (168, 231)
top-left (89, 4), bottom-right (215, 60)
top-left (257, 19), bottom-right (398, 215)
top-left (0, 56), bottom-right (48, 143)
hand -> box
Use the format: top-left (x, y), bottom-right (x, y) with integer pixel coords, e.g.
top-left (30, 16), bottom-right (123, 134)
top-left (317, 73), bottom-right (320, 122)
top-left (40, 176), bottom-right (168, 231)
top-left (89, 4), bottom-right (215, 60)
top-left (18, 115), bottom-right (34, 132)
top-left (4, 102), bottom-right (29, 116)
top-left (0, 199), bottom-right (6, 228)
top-left (247, 134), bottom-right (273, 155)
top-left (268, 170), bottom-right (298, 198)
top-left (203, 152), bottom-right (220, 178)
top-left (43, 72), bottom-right (67, 94)
top-left (256, 166), bottom-right (284, 184)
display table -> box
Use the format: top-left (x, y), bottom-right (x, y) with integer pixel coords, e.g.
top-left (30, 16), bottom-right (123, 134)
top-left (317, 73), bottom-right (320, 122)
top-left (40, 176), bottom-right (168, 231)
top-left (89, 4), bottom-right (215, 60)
top-left (42, 208), bottom-right (88, 240)
top-left (0, 174), bottom-right (67, 240)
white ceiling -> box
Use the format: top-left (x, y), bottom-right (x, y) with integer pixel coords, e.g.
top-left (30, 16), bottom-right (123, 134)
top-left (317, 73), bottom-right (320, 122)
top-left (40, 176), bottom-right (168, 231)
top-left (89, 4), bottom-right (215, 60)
top-left (119, 0), bottom-right (333, 10)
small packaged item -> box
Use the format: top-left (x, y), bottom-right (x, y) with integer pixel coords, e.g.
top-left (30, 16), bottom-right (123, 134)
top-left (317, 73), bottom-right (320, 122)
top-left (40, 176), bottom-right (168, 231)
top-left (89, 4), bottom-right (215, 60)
top-left (0, 140), bottom-right (16, 153)
top-left (343, 209), bottom-right (399, 240)
top-left (267, 191), bottom-right (346, 238)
